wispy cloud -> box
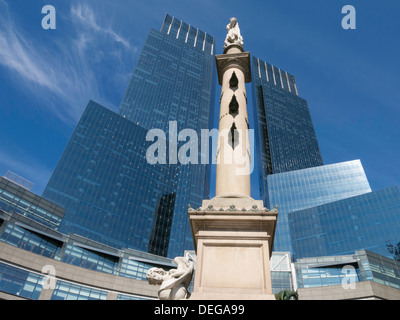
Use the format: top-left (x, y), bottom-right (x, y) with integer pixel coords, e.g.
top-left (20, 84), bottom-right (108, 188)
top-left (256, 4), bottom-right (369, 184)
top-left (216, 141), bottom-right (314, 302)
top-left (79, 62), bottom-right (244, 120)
top-left (71, 3), bottom-right (131, 49)
top-left (0, 10), bottom-right (63, 96)
top-left (0, 4), bottom-right (85, 124)
top-left (0, 1), bottom-right (138, 191)
top-left (0, 1), bottom-right (136, 125)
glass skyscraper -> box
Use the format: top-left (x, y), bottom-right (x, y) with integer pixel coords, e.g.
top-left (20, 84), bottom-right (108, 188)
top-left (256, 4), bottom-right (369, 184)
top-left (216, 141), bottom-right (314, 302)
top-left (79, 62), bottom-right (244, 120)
top-left (43, 101), bottom-right (178, 255)
top-left (248, 54), bottom-right (400, 267)
top-left (119, 14), bottom-right (216, 134)
top-left (1, 9), bottom-right (398, 300)
top-left (43, 14), bottom-right (216, 258)
top-left (251, 56), bottom-right (323, 206)
top-left (118, 14), bottom-right (216, 257)
top-left (267, 160), bottom-right (372, 254)
top-left (289, 186), bottom-right (400, 260)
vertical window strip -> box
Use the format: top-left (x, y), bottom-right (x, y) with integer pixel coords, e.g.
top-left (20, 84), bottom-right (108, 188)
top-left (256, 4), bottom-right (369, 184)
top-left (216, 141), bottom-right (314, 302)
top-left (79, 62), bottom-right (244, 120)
top-left (167, 17), bottom-right (173, 35)
top-left (272, 65), bottom-right (277, 86)
top-left (278, 68), bottom-right (284, 89)
top-left (285, 72), bottom-right (291, 92)
top-left (194, 29), bottom-right (198, 47)
top-left (292, 76), bottom-right (299, 96)
top-left (176, 21), bottom-right (182, 39)
top-left (211, 38), bottom-right (214, 55)
top-left (257, 58), bottom-right (261, 78)
top-left (264, 62), bottom-right (269, 82)
top-left (185, 26), bottom-right (190, 43)
top-left (202, 33), bottom-right (206, 51)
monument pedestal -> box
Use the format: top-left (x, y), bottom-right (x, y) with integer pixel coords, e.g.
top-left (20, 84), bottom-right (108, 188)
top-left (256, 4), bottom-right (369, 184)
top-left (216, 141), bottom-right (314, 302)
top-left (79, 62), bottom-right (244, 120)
top-left (188, 195), bottom-right (277, 300)
top-left (187, 19), bottom-right (277, 301)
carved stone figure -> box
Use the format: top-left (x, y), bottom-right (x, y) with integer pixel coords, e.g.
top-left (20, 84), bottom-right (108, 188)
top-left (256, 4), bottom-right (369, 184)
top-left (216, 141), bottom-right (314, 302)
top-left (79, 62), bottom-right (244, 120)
top-left (224, 17), bottom-right (244, 48)
top-left (146, 256), bottom-right (194, 300)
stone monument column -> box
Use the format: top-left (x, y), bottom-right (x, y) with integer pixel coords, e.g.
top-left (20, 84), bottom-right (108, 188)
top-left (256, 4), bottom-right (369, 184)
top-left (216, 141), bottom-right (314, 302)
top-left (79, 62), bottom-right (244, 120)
top-left (215, 42), bottom-right (252, 197)
top-left (188, 18), bottom-right (278, 300)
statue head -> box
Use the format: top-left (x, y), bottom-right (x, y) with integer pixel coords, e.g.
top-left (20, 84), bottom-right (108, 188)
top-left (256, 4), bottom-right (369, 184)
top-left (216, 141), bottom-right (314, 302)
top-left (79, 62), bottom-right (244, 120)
top-left (146, 267), bottom-right (169, 285)
top-left (229, 17), bottom-right (238, 28)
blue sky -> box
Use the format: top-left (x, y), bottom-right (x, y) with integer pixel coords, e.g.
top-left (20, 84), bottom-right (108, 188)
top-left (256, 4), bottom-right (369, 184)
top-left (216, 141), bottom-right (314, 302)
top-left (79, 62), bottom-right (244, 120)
top-left (0, 0), bottom-right (399, 199)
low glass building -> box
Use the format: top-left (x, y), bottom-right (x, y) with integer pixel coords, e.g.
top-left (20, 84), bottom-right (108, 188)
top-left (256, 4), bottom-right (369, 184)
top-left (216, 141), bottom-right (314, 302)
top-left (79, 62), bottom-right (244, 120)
top-left (295, 250), bottom-right (400, 291)
top-left (289, 186), bottom-right (400, 260)
top-left (0, 195), bottom-right (299, 299)
top-left (267, 160), bottom-right (372, 254)
top-left (1, 201), bottom-right (400, 300)
top-left (0, 208), bottom-right (175, 300)
top-left (0, 176), bottom-right (64, 230)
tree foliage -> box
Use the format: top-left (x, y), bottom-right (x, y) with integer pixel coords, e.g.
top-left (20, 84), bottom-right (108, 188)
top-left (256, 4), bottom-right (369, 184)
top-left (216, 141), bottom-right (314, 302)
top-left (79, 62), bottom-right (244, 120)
top-left (386, 241), bottom-right (400, 261)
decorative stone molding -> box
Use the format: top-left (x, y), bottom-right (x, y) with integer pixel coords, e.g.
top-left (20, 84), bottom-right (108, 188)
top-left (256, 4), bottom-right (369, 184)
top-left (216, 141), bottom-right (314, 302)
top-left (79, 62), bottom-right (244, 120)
top-left (215, 53), bottom-right (251, 85)
top-left (192, 199), bottom-right (274, 213)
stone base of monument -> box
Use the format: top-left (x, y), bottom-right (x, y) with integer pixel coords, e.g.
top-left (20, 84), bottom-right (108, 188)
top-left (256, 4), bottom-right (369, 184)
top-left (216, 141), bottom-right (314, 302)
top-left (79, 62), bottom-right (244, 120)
top-left (188, 195), bottom-right (277, 300)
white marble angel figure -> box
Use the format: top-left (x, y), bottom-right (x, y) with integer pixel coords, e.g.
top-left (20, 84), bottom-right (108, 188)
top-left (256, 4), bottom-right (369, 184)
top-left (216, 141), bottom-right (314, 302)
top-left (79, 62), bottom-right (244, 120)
top-left (146, 256), bottom-right (194, 300)
top-left (224, 17), bottom-right (244, 48)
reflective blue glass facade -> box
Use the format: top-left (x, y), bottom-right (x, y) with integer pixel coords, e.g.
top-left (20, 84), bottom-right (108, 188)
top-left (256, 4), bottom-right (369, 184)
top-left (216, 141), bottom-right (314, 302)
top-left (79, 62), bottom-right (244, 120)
top-left (0, 261), bottom-right (44, 300)
top-left (296, 254), bottom-right (361, 288)
top-left (0, 208), bottom-right (175, 300)
top-left (116, 293), bottom-right (147, 300)
top-left (61, 243), bottom-right (119, 274)
top-left (43, 14), bottom-right (216, 258)
top-left (43, 101), bottom-right (178, 255)
top-left (295, 250), bottom-right (400, 290)
top-left (0, 176), bottom-right (64, 229)
top-left (251, 56), bottom-right (323, 206)
top-left (51, 281), bottom-right (108, 300)
top-left (0, 222), bottom-right (62, 259)
top-left (119, 14), bottom-right (215, 134)
top-left (118, 14), bottom-right (216, 257)
top-left (270, 252), bottom-right (295, 294)
top-left (119, 257), bottom-right (154, 281)
top-left (289, 186), bottom-right (400, 260)
top-left (268, 160), bottom-right (371, 254)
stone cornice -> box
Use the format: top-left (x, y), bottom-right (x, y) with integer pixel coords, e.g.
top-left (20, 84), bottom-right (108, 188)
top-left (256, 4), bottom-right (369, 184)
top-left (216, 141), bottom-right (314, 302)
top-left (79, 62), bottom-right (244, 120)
top-left (215, 51), bottom-right (252, 85)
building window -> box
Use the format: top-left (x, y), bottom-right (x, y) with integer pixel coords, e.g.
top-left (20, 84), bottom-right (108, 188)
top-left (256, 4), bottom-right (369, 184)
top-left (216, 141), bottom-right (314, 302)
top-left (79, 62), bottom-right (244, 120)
top-left (0, 223), bottom-right (62, 259)
top-left (119, 258), bottom-right (154, 281)
top-left (51, 281), bottom-right (108, 300)
top-left (116, 293), bottom-right (149, 300)
top-left (61, 244), bottom-right (118, 274)
top-left (0, 262), bottom-right (44, 300)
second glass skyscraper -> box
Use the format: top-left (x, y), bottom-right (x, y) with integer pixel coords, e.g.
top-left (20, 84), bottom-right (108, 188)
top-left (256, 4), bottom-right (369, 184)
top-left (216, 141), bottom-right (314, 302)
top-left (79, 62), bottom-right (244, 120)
top-left (251, 56), bottom-right (324, 207)
top-left (43, 14), bottom-right (216, 258)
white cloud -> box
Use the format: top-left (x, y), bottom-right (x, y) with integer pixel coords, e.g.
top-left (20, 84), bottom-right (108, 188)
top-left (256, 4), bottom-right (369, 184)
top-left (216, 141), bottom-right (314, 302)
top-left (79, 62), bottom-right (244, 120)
top-left (0, 2), bottom-right (136, 125)
top-left (0, 1), bottom-right (139, 194)
top-left (71, 3), bottom-right (131, 49)
top-left (0, 15), bottom-right (63, 96)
